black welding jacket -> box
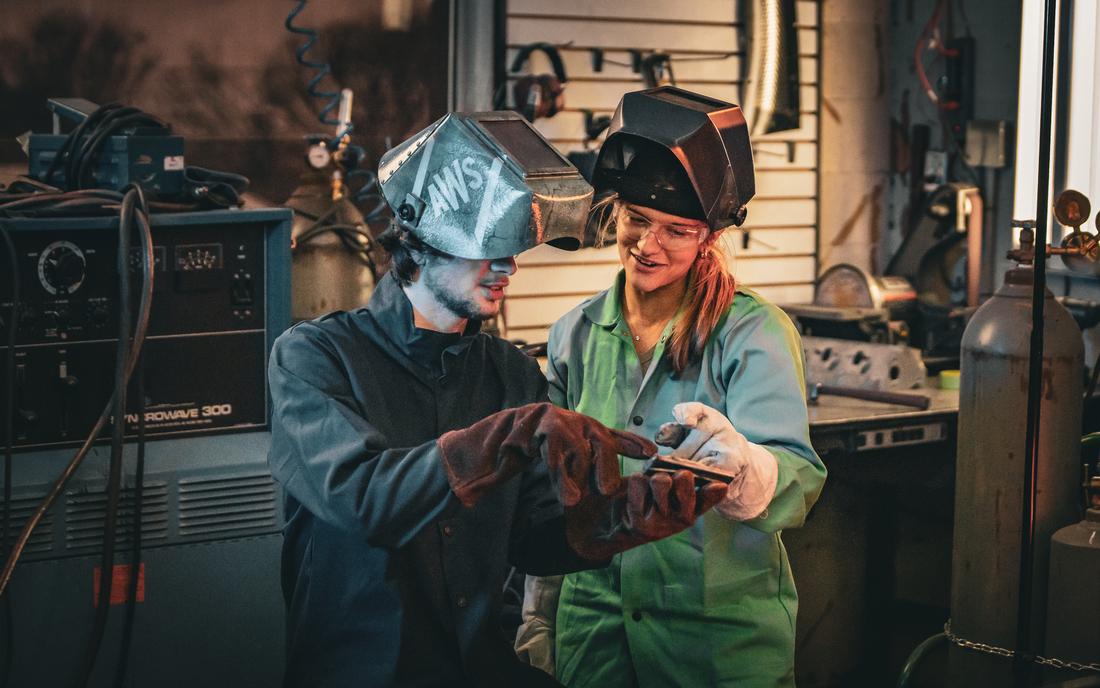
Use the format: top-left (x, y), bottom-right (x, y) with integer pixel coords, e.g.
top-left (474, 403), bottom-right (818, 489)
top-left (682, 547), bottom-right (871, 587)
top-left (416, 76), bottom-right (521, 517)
top-left (267, 273), bottom-right (591, 687)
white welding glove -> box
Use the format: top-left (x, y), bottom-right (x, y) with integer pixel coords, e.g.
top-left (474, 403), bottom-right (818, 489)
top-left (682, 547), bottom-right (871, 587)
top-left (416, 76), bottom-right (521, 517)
top-left (668, 402), bottom-right (779, 521)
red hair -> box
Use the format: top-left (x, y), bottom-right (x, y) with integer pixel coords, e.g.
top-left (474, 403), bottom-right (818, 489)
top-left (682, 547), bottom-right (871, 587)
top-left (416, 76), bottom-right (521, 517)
top-left (667, 241), bottom-right (736, 373)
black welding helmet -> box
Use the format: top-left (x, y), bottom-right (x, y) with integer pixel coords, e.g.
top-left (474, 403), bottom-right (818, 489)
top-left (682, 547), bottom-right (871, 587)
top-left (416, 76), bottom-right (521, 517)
top-left (593, 86), bottom-right (755, 229)
top-left (378, 110), bottom-right (592, 260)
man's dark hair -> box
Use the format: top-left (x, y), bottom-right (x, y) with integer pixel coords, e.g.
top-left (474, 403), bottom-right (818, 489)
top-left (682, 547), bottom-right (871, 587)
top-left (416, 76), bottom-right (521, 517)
top-left (377, 222), bottom-right (449, 285)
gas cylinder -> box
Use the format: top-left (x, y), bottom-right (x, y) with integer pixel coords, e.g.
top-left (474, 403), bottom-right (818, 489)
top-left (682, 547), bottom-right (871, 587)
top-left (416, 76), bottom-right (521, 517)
top-left (1044, 506), bottom-right (1100, 674)
top-left (949, 266), bottom-right (1084, 686)
top-left (286, 173), bottom-right (376, 321)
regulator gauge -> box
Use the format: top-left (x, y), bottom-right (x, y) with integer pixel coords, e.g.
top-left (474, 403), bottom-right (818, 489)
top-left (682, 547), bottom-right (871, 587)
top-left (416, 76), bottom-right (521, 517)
top-left (37, 241), bottom-right (87, 295)
top-left (307, 143), bottom-right (332, 169)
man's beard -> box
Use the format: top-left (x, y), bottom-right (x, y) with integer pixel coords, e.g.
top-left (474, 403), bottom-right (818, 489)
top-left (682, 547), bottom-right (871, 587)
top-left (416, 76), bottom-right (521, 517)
top-left (421, 267), bottom-right (492, 322)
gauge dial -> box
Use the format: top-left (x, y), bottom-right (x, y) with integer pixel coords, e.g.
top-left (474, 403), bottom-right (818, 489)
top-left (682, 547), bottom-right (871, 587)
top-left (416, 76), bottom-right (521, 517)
top-left (307, 143), bottom-right (332, 169)
top-left (37, 241), bottom-right (87, 295)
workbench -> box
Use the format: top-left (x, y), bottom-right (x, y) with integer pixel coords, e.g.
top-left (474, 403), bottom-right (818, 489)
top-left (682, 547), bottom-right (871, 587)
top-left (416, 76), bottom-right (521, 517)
top-left (808, 385), bottom-right (960, 455)
top-left (793, 386), bottom-right (961, 688)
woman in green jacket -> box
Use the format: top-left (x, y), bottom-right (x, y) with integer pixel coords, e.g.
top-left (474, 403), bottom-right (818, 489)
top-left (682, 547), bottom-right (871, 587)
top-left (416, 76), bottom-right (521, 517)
top-left (515, 87), bottom-right (826, 687)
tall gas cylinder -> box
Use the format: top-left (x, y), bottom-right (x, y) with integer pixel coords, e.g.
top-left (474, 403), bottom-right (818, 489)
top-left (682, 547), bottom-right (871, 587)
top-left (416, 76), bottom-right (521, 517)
top-left (286, 173), bottom-right (376, 322)
top-left (1044, 505), bottom-right (1100, 675)
top-left (949, 266), bottom-right (1083, 686)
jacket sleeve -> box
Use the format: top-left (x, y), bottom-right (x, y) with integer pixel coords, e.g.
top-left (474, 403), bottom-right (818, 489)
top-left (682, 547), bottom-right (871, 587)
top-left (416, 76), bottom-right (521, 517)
top-left (267, 323), bottom-right (456, 548)
top-left (544, 317), bottom-right (570, 408)
top-left (512, 325), bottom-right (572, 671)
top-left (720, 301), bottom-right (826, 533)
top-left (514, 573), bottom-right (564, 675)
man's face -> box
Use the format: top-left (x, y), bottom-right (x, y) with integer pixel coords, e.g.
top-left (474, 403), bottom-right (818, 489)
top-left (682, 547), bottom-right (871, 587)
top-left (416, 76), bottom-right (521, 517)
top-left (420, 254), bottom-right (518, 321)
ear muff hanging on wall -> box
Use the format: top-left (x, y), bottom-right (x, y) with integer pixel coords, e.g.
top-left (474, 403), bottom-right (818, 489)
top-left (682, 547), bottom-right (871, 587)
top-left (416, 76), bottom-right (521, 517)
top-left (507, 42), bottom-right (568, 122)
top-left (639, 53), bottom-right (676, 88)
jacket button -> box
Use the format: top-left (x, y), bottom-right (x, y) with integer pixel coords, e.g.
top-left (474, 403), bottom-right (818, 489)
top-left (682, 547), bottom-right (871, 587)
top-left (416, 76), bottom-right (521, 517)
top-left (631, 416), bottom-right (643, 426)
top-left (443, 525), bottom-right (454, 537)
top-left (631, 611), bottom-right (643, 621)
top-left (456, 596), bottom-right (468, 608)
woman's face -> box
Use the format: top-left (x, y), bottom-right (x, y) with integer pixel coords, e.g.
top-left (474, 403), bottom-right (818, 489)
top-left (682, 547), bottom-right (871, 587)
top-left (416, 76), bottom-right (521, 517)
top-left (616, 202), bottom-right (711, 293)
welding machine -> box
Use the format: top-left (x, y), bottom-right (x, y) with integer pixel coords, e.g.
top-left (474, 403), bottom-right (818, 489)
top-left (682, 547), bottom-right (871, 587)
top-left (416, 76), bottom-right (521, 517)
top-left (0, 207), bottom-right (291, 687)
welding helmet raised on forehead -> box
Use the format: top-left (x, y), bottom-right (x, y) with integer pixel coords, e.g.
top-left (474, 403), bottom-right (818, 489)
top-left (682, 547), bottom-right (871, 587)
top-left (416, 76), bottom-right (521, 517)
top-left (378, 111), bottom-right (592, 260)
top-left (593, 86), bottom-right (756, 229)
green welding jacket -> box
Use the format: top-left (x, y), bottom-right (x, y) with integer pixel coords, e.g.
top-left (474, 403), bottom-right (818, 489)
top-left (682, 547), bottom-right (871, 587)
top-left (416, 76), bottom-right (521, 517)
top-left (545, 272), bottom-right (825, 688)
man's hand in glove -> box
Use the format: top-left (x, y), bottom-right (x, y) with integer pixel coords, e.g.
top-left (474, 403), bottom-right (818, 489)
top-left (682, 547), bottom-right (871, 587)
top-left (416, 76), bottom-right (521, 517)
top-left (566, 470), bottom-right (726, 561)
top-left (667, 402), bottom-right (779, 521)
top-left (437, 402), bottom-right (656, 508)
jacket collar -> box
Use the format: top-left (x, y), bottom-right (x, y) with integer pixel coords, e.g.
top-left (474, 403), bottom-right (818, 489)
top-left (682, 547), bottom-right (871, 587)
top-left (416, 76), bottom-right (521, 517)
top-left (582, 270), bottom-right (627, 329)
top-left (367, 272), bottom-right (480, 373)
top-left (582, 270), bottom-right (692, 337)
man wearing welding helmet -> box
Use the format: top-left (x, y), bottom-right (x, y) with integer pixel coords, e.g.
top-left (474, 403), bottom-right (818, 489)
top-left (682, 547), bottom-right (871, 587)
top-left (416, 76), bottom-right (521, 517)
top-left (515, 87), bottom-right (826, 687)
top-left (266, 111), bottom-right (725, 687)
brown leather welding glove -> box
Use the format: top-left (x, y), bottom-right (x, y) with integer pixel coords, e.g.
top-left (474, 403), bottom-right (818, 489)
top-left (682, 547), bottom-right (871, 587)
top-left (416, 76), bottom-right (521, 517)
top-left (565, 470), bottom-right (727, 561)
top-left (438, 402), bottom-right (657, 508)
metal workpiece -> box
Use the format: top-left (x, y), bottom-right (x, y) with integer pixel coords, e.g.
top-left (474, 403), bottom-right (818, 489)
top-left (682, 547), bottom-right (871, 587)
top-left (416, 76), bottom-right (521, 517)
top-left (378, 110), bottom-right (591, 259)
top-left (949, 267), bottom-right (1084, 686)
top-left (803, 335), bottom-right (927, 392)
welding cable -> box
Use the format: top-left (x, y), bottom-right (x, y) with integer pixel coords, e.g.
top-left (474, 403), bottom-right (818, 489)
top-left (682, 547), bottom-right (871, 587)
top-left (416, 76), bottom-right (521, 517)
top-left (19, 199), bottom-right (129, 218)
top-left (73, 111), bottom-right (166, 191)
top-left (346, 168), bottom-right (387, 209)
top-left (40, 103), bottom-right (163, 192)
top-left (74, 109), bottom-right (163, 186)
top-left (78, 188), bottom-right (135, 687)
top-left (81, 186), bottom-right (152, 687)
top-left (0, 191), bottom-right (155, 603)
top-left (113, 349), bottom-right (145, 688)
top-left (66, 107), bottom-right (141, 188)
top-left (0, 189), bottom-right (123, 213)
top-left (0, 223), bottom-right (19, 688)
top-left (358, 196), bottom-right (389, 224)
top-left (66, 107), bottom-right (145, 187)
top-left (41, 104), bottom-right (124, 188)
top-left (113, 190), bottom-right (150, 688)
top-left (1, 174), bottom-right (63, 195)
top-left (58, 105), bottom-right (127, 186)
top-left (68, 106), bottom-right (142, 169)
top-left (285, 1), bottom-right (350, 145)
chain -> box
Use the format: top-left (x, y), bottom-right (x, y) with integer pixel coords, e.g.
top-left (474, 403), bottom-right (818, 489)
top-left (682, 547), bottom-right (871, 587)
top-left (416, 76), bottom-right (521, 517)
top-left (944, 620), bottom-right (1100, 672)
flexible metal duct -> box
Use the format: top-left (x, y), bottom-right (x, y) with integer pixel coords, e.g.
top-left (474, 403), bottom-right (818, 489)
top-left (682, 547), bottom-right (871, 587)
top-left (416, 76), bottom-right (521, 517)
top-left (741, 0), bottom-right (801, 135)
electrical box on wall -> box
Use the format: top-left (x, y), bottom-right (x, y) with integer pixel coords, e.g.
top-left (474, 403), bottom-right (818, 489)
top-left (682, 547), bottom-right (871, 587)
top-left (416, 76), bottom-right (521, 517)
top-left (964, 119), bottom-right (1011, 168)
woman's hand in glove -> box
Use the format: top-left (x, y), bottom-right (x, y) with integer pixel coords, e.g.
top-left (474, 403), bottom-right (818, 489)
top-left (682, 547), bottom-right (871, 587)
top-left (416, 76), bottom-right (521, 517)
top-left (667, 402), bottom-right (779, 521)
top-left (438, 402), bottom-right (656, 508)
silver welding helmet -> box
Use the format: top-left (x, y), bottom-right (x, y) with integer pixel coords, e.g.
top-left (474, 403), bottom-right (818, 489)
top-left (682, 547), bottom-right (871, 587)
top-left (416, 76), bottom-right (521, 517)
top-left (378, 111), bottom-right (592, 260)
top-left (593, 86), bottom-right (756, 229)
